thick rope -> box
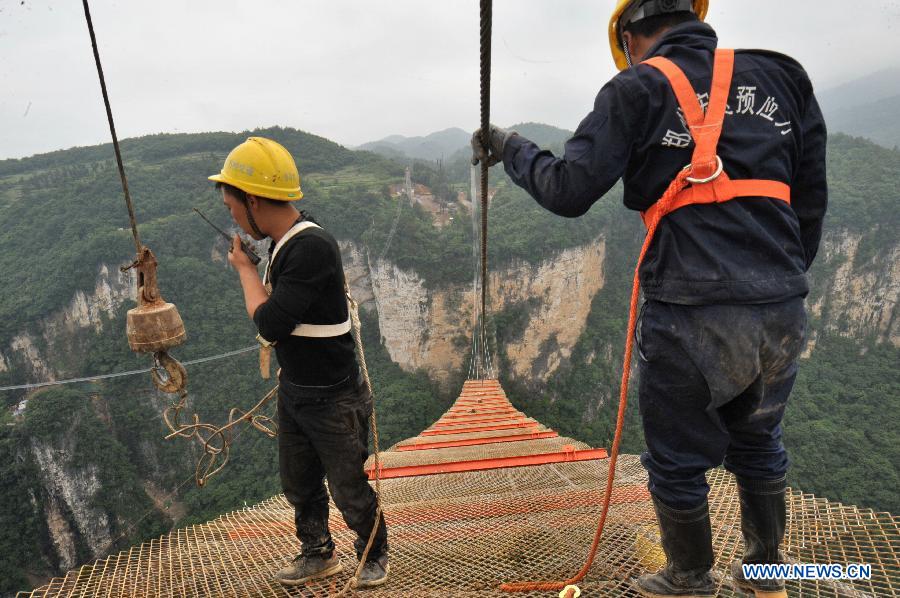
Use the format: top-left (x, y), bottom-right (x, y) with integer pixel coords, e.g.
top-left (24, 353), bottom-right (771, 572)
top-left (89, 392), bottom-right (279, 563)
top-left (501, 171), bottom-right (691, 592)
top-left (477, 0), bottom-right (492, 380)
top-left (333, 290), bottom-right (383, 596)
top-left (163, 385), bottom-right (278, 486)
top-left (81, 0), bottom-right (142, 254)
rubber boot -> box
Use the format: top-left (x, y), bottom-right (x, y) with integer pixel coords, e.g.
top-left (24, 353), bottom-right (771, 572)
top-left (633, 496), bottom-right (716, 597)
top-left (730, 477), bottom-right (788, 597)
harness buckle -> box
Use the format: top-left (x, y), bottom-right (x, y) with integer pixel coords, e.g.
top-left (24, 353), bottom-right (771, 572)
top-left (682, 155), bottom-right (723, 184)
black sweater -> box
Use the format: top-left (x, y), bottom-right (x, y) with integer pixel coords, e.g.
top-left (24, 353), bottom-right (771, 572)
top-left (252, 224), bottom-right (358, 388)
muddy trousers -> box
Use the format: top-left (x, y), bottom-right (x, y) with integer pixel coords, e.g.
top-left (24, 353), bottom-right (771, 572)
top-left (636, 298), bottom-right (806, 510)
top-left (277, 377), bottom-right (388, 561)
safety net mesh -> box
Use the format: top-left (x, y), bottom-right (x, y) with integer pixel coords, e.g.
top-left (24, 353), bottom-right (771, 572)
top-left (19, 379), bottom-right (900, 597)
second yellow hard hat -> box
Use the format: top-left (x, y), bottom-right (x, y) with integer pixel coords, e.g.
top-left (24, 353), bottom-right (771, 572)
top-left (208, 137), bottom-right (303, 201)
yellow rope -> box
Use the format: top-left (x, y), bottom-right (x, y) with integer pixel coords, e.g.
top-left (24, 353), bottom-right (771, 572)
top-left (332, 289), bottom-right (384, 596)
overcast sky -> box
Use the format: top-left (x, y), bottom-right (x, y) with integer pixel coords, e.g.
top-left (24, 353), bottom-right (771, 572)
top-left (1, 0), bottom-right (899, 160)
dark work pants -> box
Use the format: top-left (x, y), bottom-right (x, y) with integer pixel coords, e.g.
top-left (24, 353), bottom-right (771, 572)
top-left (637, 298), bottom-right (806, 510)
top-left (277, 374), bottom-right (388, 561)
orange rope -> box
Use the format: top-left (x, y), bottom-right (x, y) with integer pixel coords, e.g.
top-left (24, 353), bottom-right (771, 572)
top-left (501, 170), bottom-right (690, 593)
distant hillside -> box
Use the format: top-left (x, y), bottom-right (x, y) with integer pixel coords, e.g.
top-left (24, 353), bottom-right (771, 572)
top-left (825, 95), bottom-right (900, 149)
top-left (508, 122), bottom-right (573, 148)
top-left (819, 66), bottom-right (900, 148)
top-left (818, 67), bottom-right (900, 114)
top-left (442, 122), bottom-right (574, 180)
top-left (357, 127), bottom-right (471, 161)
top-left (362, 123), bottom-right (575, 167)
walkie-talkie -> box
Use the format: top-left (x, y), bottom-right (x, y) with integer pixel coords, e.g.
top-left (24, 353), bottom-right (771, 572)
top-left (193, 208), bottom-right (262, 265)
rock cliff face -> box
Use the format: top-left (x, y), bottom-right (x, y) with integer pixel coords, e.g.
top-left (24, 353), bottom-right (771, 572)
top-left (807, 230), bottom-right (900, 350)
top-left (9, 333), bottom-right (53, 381)
top-left (189, 236), bottom-right (607, 387)
top-left (46, 264), bottom-right (134, 336)
top-left (367, 258), bottom-right (435, 367)
top-left (489, 242), bottom-right (607, 380)
top-left (364, 238), bottom-right (607, 383)
top-left (339, 241), bottom-right (376, 311)
top-left (30, 438), bottom-right (112, 571)
top-left (361, 227), bottom-right (899, 382)
top-left (3, 263), bottom-right (134, 381)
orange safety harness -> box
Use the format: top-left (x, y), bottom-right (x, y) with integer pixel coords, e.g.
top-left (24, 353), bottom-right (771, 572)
top-left (641, 48), bottom-right (791, 227)
top-left (502, 49), bottom-right (791, 596)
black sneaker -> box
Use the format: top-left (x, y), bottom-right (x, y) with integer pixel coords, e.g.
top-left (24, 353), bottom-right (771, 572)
top-left (275, 552), bottom-right (342, 586)
top-left (356, 555), bottom-right (389, 589)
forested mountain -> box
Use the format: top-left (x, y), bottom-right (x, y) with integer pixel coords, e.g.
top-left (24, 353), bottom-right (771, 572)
top-left (358, 122), bottom-right (573, 167)
top-left (356, 127), bottom-right (471, 161)
top-left (0, 126), bottom-right (897, 594)
top-left (818, 67), bottom-right (900, 148)
top-left (825, 95), bottom-right (900, 150)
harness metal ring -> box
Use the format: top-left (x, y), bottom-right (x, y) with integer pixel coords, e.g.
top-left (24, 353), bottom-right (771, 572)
top-left (683, 155), bottom-right (724, 184)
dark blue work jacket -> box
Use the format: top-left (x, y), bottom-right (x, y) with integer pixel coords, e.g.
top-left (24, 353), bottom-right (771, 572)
top-left (503, 22), bottom-right (827, 305)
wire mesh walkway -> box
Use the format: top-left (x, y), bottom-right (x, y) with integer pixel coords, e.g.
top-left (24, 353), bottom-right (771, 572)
top-left (19, 380), bottom-right (900, 597)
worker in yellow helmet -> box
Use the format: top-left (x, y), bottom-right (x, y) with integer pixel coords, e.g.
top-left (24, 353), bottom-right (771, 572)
top-left (473, 1), bottom-right (826, 596)
top-left (209, 137), bottom-right (389, 588)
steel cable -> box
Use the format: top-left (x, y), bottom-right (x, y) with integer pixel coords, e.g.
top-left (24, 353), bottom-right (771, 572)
top-left (81, 0), bottom-right (142, 254)
top-left (1, 346), bottom-right (259, 392)
top-left (478, 0), bottom-right (492, 381)
top-left (79, 0), bottom-right (266, 488)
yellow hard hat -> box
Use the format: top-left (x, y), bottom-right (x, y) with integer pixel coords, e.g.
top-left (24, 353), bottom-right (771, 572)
top-left (208, 137), bottom-right (303, 201)
top-left (608, 0), bottom-right (709, 71)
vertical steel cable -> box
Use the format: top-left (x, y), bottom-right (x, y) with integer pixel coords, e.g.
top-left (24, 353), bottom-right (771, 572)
top-left (469, 165), bottom-right (480, 380)
top-left (81, 0), bottom-right (142, 254)
top-left (478, 0), bottom-right (492, 379)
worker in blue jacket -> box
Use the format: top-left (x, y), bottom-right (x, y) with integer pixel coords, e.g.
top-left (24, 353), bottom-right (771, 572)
top-left (472, 1), bottom-right (826, 596)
